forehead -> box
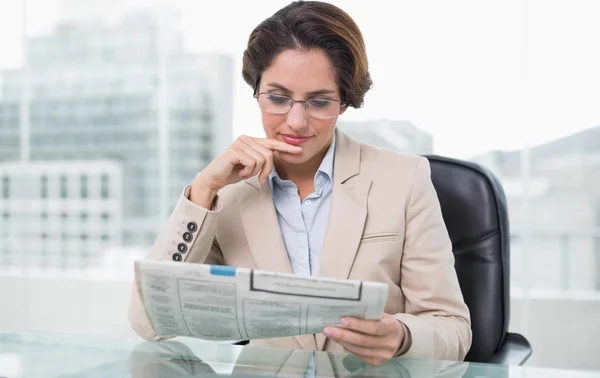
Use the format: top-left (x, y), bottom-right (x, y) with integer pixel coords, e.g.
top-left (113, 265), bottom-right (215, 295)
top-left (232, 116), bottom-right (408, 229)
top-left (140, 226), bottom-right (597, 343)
top-left (260, 49), bottom-right (338, 94)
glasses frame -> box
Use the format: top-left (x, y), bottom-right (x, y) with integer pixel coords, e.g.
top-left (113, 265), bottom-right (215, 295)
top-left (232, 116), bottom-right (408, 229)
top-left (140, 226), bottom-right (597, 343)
top-left (254, 92), bottom-right (343, 119)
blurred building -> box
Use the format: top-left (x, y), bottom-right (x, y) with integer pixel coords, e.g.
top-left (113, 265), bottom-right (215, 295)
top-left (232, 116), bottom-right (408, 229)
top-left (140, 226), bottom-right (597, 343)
top-left (472, 125), bottom-right (600, 291)
top-left (0, 161), bottom-right (123, 272)
top-left (0, 7), bottom-right (233, 253)
top-left (338, 119), bottom-right (433, 154)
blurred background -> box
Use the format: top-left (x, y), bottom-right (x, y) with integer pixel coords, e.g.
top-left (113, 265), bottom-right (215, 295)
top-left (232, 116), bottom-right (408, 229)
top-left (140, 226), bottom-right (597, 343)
top-left (0, 0), bottom-right (599, 371)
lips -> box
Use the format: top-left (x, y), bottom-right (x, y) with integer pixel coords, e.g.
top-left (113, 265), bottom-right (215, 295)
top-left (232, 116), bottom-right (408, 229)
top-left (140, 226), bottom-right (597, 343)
top-left (281, 134), bottom-right (311, 146)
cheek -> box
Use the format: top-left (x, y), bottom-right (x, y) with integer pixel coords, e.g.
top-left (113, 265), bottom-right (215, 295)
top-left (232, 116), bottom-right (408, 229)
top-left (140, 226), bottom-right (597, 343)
top-left (314, 118), bottom-right (337, 134)
top-left (261, 112), bottom-right (284, 135)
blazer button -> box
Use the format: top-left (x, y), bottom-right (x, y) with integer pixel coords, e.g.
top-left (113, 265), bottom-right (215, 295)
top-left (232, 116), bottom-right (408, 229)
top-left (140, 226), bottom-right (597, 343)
top-left (183, 232), bottom-right (193, 242)
top-left (187, 222), bottom-right (198, 233)
top-left (177, 243), bottom-right (188, 254)
top-left (172, 253), bottom-right (182, 262)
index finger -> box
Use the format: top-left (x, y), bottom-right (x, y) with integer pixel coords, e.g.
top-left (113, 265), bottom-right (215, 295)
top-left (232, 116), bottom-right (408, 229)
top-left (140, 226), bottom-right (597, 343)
top-left (340, 316), bottom-right (388, 337)
top-left (256, 138), bottom-right (303, 153)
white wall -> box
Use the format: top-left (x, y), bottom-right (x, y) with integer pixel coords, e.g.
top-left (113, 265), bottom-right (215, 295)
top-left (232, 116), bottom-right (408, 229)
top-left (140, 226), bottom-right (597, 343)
top-left (0, 274), bottom-right (137, 338)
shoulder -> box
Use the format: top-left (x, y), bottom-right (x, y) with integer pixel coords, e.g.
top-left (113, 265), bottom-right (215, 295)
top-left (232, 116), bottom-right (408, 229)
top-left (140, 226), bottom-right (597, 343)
top-left (353, 137), bottom-right (429, 179)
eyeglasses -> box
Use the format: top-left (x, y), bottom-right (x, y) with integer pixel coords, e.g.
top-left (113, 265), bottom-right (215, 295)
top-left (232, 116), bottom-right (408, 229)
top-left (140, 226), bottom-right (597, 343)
top-left (254, 92), bottom-right (342, 119)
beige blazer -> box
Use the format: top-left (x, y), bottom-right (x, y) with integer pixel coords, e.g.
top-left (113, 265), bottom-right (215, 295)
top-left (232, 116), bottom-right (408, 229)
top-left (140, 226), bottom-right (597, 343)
top-left (128, 130), bottom-right (472, 361)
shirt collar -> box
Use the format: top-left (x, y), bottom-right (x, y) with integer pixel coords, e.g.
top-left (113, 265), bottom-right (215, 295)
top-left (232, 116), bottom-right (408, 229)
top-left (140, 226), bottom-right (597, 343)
top-left (269, 133), bottom-right (336, 190)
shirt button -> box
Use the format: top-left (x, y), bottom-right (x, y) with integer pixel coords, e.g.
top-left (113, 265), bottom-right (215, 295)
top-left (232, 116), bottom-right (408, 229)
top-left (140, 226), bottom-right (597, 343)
top-left (305, 200), bottom-right (312, 206)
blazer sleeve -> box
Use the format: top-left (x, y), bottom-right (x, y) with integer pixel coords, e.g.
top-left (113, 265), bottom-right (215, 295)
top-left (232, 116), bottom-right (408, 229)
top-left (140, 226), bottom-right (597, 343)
top-left (128, 186), bottom-right (225, 341)
top-left (393, 157), bottom-right (473, 361)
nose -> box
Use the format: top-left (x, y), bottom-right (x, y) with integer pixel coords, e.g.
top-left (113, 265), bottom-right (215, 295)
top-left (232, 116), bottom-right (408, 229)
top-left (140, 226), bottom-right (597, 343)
top-left (286, 101), bottom-right (309, 132)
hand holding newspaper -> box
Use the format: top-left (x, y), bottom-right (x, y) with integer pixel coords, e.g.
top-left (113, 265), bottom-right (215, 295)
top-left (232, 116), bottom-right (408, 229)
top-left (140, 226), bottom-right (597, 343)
top-left (135, 260), bottom-right (389, 341)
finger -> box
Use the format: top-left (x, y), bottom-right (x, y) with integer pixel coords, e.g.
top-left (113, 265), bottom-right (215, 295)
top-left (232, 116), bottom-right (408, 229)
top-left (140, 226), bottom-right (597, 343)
top-left (257, 138), bottom-right (303, 154)
top-left (324, 326), bottom-right (381, 348)
top-left (236, 138), bottom-right (267, 179)
top-left (240, 137), bottom-right (274, 183)
top-left (229, 148), bottom-right (256, 179)
top-left (339, 316), bottom-right (389, 337)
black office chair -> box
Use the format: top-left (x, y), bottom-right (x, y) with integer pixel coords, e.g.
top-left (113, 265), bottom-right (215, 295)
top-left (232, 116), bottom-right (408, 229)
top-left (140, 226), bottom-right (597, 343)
top-left (424, 155), bottom-right (532, 366)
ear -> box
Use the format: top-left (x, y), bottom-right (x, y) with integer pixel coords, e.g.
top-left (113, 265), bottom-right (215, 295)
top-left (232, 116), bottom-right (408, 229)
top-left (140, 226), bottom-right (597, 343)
top-left (339, 104), bottom-right (349, 115)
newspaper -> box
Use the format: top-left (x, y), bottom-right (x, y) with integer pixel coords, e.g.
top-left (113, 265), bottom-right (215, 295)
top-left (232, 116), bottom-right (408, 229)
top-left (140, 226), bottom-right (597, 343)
top-left (135, 260), bottom-right (389, 341)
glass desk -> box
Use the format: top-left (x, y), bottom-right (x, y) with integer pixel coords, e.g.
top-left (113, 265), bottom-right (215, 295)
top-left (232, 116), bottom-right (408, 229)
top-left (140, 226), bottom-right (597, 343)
top-left (1, 332), bottom-right (598, 378)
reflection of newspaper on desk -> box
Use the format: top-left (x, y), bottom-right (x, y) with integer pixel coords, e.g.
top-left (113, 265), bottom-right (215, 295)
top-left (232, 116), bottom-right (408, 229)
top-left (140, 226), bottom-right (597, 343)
top-left (135, 260), bottom-right (389, 341)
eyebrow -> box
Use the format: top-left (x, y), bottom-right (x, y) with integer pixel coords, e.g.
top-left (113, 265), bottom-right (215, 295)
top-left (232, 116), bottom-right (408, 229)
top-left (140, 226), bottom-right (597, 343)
top-left (265, 82), bottom-right (337, 96)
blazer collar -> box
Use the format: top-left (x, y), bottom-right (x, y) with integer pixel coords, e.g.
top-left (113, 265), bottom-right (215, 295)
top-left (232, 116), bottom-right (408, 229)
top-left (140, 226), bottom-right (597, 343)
top-left (332, 128), bottom-right (361, 184)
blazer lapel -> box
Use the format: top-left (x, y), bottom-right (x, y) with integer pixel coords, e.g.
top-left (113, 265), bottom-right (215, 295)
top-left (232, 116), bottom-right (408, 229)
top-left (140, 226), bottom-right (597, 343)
top-left (238, 177), bottom-right (294, 275)
top-left (238, 177), bottom-right (318, 351)
top-left (317, 131), bottom-right (372, 351)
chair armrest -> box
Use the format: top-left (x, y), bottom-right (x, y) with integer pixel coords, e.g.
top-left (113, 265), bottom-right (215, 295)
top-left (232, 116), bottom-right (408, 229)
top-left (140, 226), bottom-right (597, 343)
top-left (488, 333), bottom-right (532, 366)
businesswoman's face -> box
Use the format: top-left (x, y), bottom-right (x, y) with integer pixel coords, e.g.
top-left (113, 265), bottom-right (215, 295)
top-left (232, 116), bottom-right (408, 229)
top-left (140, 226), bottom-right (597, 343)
top-left (257, 48), bottom-right (346, 166)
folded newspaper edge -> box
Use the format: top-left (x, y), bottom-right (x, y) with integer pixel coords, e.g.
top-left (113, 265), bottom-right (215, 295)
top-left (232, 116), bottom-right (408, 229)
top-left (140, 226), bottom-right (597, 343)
top-left (135, 260), bottom-right (389, 341)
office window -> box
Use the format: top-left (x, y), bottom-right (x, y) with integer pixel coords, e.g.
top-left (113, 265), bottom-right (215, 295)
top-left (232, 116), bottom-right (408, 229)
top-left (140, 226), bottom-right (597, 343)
top-left (595, 203), bottom-right (600, 291)
top-left (80, 175), bottom-right (88, 199)
top-left (123, 231), bottom-right (133, 244)
top-left (145, 232), bottom-right (156, 245)
top-left (100, 174), bottom-right (109, 199)
top-left (60, 175), bottom-right (68, 198)
top-left (40, 176), bottom-right (49, 198)
top-left (2, 176), bottom-right (9, 198)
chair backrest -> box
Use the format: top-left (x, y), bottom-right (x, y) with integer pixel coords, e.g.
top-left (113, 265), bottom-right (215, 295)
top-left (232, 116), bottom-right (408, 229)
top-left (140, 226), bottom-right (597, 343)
top-left (424, 155), bottom-right (511, 363)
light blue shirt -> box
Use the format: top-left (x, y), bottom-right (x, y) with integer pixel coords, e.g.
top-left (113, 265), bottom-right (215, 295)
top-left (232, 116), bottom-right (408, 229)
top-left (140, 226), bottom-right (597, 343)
top-left (269, 135), bottom-right (335, 277)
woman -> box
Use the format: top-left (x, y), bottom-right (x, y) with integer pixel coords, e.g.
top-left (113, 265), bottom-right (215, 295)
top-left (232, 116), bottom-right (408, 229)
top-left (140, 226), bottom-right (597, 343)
top-left (129, 0), bottom-right (472, 365)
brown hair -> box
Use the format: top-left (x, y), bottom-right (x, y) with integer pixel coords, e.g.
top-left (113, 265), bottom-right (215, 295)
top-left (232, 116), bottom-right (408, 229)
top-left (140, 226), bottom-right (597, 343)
top-left (242, 1), bottom-right (372, 108)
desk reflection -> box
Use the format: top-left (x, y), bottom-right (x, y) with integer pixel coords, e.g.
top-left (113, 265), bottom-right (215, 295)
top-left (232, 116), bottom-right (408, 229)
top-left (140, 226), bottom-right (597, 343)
top-left (127, 341), bottom-right (493, 378)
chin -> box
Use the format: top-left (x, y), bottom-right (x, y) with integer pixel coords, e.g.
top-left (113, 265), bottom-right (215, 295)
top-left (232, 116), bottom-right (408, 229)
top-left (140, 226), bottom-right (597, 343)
top-left (278, 151), bottom-right (311, 165)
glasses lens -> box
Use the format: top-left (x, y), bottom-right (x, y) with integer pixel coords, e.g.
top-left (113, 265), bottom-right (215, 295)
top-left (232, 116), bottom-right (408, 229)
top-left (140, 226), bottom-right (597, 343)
top-left (257, 93), bottom-right (291, 114)
top-left (306, 99), bottom-right (339, 118)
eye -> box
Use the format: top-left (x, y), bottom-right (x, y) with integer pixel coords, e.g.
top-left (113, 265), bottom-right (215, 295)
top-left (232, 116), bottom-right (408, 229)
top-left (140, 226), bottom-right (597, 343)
top-left (309, 99), bottom-right (333, 108)
top-left (267, 94), bottom-right (290, 105)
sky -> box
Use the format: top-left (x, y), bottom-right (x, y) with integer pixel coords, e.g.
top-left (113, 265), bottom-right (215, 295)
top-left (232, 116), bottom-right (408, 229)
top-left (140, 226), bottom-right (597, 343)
top-left (1, 0), bottom-right (599, 158)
